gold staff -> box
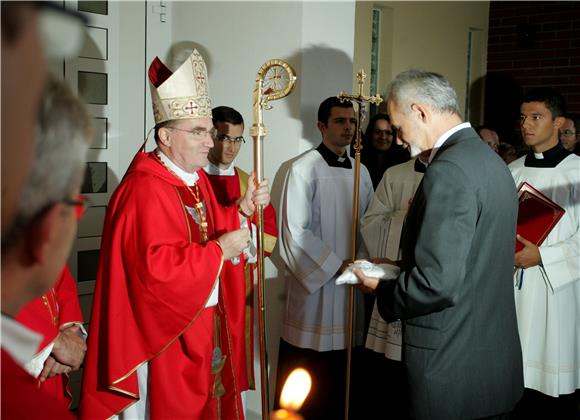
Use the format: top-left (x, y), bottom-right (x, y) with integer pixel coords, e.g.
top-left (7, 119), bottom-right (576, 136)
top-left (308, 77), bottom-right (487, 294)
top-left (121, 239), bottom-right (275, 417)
top-left (249, 59), bottom-right (296, 419)
top-left (337, 69), bottom-right (382, 420)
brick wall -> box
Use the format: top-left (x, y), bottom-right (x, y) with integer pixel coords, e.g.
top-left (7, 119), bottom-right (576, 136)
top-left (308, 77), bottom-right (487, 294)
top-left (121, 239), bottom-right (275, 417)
top-left (485, 1), bottom-right (580, 144)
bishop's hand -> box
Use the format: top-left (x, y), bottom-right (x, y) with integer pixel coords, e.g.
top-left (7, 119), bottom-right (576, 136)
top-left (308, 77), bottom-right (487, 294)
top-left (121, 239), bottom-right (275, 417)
top-left (218, 228), bottom-right (251, 260)
top-left (239, 173), bottom-right (270, 218)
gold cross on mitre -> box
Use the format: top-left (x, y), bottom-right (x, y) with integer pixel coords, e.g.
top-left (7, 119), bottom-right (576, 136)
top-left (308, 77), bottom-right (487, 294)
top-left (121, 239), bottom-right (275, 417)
top-left (337, 69), bottom-right (383, 154)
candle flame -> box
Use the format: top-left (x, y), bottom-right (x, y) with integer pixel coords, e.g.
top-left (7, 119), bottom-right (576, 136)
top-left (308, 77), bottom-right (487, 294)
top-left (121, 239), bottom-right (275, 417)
top-left (279, 368), bottom-right (311, 411)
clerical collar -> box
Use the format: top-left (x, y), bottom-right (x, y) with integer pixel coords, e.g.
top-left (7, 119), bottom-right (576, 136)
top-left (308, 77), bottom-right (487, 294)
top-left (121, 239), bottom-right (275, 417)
top-left (428, 122), bottom-right (471, 163)
top-left (156, 149), bottom-right (199, 186)
top-left (1, 313), bottom-right (43, 369)
top-left (524, 142), bottom-right (571, 168)
top-left (204, 161), bottom-right (235, 176)
top-left (316, 142), bottom-right (352, 169)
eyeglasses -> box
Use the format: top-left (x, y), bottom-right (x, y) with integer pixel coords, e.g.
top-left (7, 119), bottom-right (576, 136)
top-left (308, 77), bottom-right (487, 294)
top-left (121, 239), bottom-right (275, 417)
top-left (63, 195), bottom-right (88, 220)
top-left (215, 134), bottom-right (245, 144)
top-left (167, 126), bottom-right (217, 140)
top-left (559, 129), bottom-right (577, 136)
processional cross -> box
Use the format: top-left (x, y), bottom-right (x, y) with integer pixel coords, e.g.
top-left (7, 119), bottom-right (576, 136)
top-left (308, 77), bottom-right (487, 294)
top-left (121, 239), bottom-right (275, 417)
top-left (337, 69), bottom-right (382, 420)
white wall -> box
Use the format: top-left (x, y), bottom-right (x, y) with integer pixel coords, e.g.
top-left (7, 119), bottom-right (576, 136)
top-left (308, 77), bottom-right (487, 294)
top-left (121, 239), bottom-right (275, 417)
top-left (168, 1), bottom-right (357, 416)
top-left (354, 1), bottom-right (490, 121)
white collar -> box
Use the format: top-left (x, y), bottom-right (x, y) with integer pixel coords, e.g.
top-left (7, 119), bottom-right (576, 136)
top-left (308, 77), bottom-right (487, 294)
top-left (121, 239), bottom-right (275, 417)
top-left (157, 149), bottom-right (199, 186)
top-left (428, 122), bottom-right (471, 163)
top-left (1, 314), bottom-right (42, 368)
top-left (204, 161), bottom-right (235, 176)
top-left (533, 151), bottom-right (544, 159)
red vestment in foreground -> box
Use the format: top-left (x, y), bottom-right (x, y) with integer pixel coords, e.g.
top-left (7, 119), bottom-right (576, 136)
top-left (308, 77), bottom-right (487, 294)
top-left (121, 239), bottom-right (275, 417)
top-left (80, 152), bottom-right (247, 419)
top-left (16, 266), bottom-right (83, 408)
top-left (1, 349), bottom-right (74, 420)
top-left (205, 166), bottom-right (278, 390)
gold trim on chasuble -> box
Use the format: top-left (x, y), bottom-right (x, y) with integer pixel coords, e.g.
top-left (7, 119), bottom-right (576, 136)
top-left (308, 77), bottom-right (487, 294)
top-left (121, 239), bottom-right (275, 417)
top-left (108, 186), bottom-right (224, 412)
top-left (41, 288), bottom-right (59, 326)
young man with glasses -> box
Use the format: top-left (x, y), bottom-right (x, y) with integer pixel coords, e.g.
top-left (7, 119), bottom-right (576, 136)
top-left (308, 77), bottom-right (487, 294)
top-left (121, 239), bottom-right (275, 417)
top-left (510, 88), bottom-right (580, 419)
top-left (1, 75), bottom-right (91, 419)
top-left (81, 51), bottom-right (270, 420)
top-left (203, 106), bottom-right (278, 414)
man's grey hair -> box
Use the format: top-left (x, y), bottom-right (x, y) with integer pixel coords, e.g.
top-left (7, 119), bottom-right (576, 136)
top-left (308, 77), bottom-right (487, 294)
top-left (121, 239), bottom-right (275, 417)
top-left (386, 69), bottom-right (461, 116)
top-left (2, 73), bottom-right (92, 247)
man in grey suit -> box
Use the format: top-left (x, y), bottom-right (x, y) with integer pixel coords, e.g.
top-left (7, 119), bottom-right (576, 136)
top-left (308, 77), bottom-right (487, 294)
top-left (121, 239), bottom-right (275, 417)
top-left (355, 69), bottom-right (523, 419)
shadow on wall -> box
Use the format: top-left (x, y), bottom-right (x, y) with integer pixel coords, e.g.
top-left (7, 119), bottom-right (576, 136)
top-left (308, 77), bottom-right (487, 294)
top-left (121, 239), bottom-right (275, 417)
top-left (269, 43), bottom-right (356, 229)
top-left (270, 43), bottom-right (356, 270)
top-left (285, 44), bottom-right (354, 150)
top-left (483, 72), bottom-right (524, 146)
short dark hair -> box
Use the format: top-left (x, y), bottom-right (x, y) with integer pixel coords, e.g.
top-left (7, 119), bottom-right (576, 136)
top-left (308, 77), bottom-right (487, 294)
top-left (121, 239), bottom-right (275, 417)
top-left (521, 87), bottom-right (566, 119)
top-left (212, 106), bottom-right (244, 126)
top-left (153, 120), bottom-right (172, 144)
top-left (474, 125), bottom-right (496, 136)
top-left (317, 96), bottom-right (353, 125)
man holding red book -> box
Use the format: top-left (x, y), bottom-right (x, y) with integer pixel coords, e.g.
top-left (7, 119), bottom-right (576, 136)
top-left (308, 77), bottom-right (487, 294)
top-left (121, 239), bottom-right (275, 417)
top-left (510, 88), bottom-right (580, 419)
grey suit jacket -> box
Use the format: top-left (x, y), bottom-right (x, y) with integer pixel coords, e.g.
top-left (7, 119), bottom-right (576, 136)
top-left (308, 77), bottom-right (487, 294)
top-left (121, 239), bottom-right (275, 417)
top-left (376, 127), bottom-right (523, 419)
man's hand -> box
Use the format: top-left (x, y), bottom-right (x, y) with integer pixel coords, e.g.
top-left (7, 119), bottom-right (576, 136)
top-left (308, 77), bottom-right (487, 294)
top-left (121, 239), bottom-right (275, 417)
top-left (239, 173), bottom-right (270, 217)
top-left (50, 325), bottom-right (86, 371)
top-left (353, 268), bottom-right (380, 294)
top-left (514, 234), bottom-right (542, 269)
top-left (39, 356), bottom-right (72, 381)
top-left (218, 228), bottom-right (251, 260)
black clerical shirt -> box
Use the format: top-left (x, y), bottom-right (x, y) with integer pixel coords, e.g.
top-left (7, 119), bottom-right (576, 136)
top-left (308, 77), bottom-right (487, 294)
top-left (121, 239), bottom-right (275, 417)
top-left (316, 142), bottom-right (352, 169)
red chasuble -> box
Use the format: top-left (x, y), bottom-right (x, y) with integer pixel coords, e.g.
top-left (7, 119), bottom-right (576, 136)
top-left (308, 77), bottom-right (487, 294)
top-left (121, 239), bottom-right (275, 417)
top-left (1, 349), bottom-right (75, 420)
top-left (15, 266), bottom-right (83, 408)
top-left (205, 166), bottom-right (278, 390)
top-left (80, 152), bottom-right (246, 419)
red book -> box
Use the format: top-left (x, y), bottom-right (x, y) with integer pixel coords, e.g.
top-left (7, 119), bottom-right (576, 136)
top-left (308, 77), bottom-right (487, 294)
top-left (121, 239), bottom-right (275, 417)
top-left (515, 182), bottom-right (565, 252)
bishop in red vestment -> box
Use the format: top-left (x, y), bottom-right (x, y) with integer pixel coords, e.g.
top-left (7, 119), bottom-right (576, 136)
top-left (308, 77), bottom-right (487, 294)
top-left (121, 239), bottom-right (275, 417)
top-left (80, 50), bottom-right (270, 420)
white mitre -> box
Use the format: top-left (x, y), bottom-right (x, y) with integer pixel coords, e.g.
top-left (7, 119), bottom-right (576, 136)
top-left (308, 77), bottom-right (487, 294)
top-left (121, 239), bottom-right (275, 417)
top-left (148, 49), bottom-right (212, 124)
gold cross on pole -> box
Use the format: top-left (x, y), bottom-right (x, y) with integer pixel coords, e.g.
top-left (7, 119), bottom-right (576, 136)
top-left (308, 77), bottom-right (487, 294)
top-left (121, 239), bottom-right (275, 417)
top-left (337, 69), bottom-right (382, 420)
top-left (337, 69), bottom-right (383, 154)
